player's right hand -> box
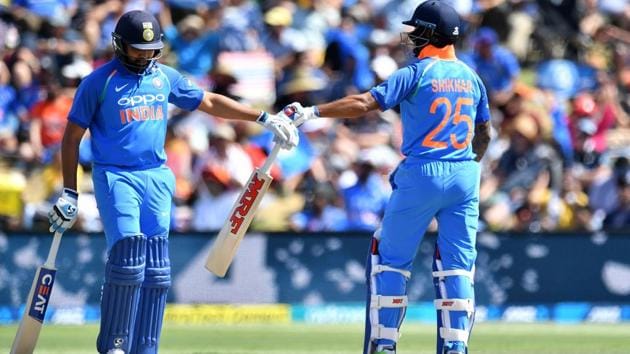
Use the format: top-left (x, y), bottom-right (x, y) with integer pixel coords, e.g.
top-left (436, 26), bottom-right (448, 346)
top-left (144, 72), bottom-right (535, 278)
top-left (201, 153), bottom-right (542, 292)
top-left (257, 111), bottom-right (299, 150)
top-left (48, 188), bottom-right (79, 234)
top-left (281, 102), bottom-right (320, 127)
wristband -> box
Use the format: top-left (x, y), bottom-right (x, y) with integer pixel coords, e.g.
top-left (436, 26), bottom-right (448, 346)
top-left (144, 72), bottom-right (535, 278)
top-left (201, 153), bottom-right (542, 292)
top-left (63, 188), bottom-right (78, 199)
top-left (256, 111), bottom-right (268, 123)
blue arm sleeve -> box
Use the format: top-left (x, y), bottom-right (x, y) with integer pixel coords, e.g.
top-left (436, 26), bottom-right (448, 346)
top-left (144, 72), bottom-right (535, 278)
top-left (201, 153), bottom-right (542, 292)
top-left (159, 64), bottom-right (204, 111)
top-left (369, 65), bottom-right (418, 111)
top-left (476, 79), bottom-right (491, 124)
top-left (67, 75), bottom-right (99, 129)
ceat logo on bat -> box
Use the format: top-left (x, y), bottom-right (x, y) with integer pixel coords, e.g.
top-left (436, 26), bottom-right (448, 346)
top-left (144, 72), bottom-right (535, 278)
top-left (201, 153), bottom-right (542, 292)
top-left (229, 174), bottom-right (265, 234)
top-left (28, 268), bottom-right (56, 323)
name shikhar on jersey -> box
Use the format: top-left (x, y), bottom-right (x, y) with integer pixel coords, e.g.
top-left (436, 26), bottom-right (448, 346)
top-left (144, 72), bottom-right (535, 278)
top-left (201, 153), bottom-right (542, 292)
top-left (431, 79), bottom-right (473, 93)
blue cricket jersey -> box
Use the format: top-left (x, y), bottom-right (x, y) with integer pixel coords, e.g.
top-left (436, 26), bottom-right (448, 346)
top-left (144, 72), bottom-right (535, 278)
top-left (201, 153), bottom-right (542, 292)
top-left (68, 59), bottom-right (204, 169)
top-left (370, 46), bottom-right (490, 161)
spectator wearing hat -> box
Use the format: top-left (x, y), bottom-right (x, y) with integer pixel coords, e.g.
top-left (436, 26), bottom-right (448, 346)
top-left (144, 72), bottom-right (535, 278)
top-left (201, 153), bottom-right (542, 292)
top-left (260, 6), bottom-right (303, 75)
top-left (462, 27), bottom-right (520, 106)
top-left (160, 5), bottom-right (220, 79)
top-left (496, 114), bottom-right (563, 194)
top-left (191, 123), bottom-right (254, 231)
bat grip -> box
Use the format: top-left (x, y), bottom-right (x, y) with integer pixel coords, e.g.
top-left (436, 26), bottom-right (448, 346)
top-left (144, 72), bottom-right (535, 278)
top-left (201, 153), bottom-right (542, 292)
top-left (259, 143), bottom-right (282, 175)
top-left (44, 231), bottom-right (62, 268)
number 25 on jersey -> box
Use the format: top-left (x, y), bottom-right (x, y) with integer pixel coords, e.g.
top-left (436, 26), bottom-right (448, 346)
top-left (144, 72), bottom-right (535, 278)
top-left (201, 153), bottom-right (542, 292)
top-left (422, 97), bottom-right (473, 150)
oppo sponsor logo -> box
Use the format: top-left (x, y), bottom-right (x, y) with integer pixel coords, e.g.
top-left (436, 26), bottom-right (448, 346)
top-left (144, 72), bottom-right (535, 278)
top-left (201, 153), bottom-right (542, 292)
top-left (117, 94), bottom-right (166, 107)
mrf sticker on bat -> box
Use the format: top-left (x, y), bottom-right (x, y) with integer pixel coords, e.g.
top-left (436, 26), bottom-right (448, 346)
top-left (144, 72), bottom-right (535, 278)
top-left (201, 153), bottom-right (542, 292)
top-left (229, 174), bottom-right (265, 234)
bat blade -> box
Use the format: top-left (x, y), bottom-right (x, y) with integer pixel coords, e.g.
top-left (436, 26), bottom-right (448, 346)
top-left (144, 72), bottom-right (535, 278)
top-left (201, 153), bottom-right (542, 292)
top-left (205, 168), bottom-right (273, 277)
top-left (11, 266), bottom-right (57, 354)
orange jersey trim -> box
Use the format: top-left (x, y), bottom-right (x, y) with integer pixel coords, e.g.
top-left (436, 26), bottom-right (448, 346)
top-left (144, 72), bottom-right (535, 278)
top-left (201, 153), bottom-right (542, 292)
top-left (418, 45), bottom-right (457, 60)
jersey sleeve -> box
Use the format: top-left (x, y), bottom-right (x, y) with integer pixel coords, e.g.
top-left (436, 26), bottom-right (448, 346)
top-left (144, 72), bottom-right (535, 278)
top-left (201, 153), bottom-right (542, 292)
top-left (67, 74), bottom-right (100, 129)
top-left (159, 65), bottom-right (204, 111)
top-left (369, 64), bottom-right (419, 111)
top-left (475, 78), bottom-right (491, 124)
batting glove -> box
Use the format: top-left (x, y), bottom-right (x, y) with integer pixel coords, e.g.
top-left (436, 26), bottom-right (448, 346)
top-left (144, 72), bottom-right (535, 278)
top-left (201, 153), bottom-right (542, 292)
top-left (48, 188), bottom-right (78, 234)
top-left (257, 111), bottom-right (299, 150)
top-left (281, 102), bottom-right (320, 127)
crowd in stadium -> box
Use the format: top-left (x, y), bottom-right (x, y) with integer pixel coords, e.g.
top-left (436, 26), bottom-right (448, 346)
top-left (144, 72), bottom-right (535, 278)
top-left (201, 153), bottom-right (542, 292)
top-left (0, 0), bottom-right (628, 233)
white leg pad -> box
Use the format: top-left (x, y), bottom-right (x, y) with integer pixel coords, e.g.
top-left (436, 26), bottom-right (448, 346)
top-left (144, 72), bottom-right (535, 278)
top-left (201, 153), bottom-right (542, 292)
top-left (432, 269), bottom-right (474, 283)
top-left (439, 327), bottom-right (470, 344)
top-left (372, 265), bottom-right (411, 278)
top-left (434, 298), bottom-right (474, 313)
top-left (371, 325), bottom-right (400, 342)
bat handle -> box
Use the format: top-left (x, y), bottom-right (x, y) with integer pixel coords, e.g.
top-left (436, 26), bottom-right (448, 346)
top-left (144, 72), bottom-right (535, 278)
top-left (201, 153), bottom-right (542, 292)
top-left (259, 143), bottom-right (282, 175)
top-left (44, 231), bottom-right (62, 269)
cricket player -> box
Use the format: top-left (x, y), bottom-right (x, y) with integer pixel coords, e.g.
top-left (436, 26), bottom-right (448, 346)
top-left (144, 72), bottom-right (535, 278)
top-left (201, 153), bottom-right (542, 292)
top-left (47, 10), bottom-right (298, 354)
top-left (286, 2), bottom-right (491, 353)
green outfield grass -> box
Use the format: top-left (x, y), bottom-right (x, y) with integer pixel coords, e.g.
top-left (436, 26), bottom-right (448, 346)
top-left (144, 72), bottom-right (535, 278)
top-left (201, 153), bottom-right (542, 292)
top-left (1, 322), bottom-right (629, 353)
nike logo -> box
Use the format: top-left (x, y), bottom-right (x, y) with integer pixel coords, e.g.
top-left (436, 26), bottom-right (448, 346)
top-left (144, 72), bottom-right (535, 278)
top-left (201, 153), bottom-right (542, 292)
top-left (115, 84), bottom-right (128, 92)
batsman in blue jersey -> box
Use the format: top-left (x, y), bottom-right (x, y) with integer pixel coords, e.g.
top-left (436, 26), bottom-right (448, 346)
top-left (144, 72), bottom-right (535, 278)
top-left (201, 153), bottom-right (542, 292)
top-left (286, 2), bottom-right (491, 353)
top-left (47, 10), bottom-right (298, 354)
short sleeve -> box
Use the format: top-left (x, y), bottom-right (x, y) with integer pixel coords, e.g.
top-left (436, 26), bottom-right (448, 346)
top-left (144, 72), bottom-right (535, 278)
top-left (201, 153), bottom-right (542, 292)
top-left (476, 79), bottom-right (491, 124)
top-left (30, 102), bottom-right (43, 121)
top-left (67, 74), bottom-right (100, 129)
top-left (159, 64), bottom-right (204, 111)
top-left (369, 65), bottom-right (419, 111)
top-left (501, 49), bottom-right (520, 79)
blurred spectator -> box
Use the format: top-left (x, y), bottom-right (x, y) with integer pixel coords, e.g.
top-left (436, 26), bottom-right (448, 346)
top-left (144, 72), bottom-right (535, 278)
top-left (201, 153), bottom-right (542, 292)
top-left (603, 171), bottom-right (630, 229)
top-left (290, 181), bottom-right (348, 232)
top-left (160, 6), bottom-right (221, 79)
top-left (0, 61), bottom-right (18, 154)
top-left (341, 148), bottom-right (391, 231)
top-left (191, 123), bottom-right (253, 231)
top-left (28, 77), bottom-right (72, 163)
top-left (589, 157), bottom-right (629, 214)
top-left (260, 6), bottom-right (300, 75)
top-left (462, 27), bottom-right (520, 106)
top-left (219, 0), bottom-right (263, 51)
top-left (0, 161), bottom-right (26, 229)
top-left (496, 114), bottom-right (562, 194)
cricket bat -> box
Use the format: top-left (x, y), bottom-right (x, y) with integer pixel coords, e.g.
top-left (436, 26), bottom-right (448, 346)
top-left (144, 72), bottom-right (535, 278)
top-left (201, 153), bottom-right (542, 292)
top-left (205, 143), bottom-right (282, 277)
top-left (11, 231), bottom-right (63, 354)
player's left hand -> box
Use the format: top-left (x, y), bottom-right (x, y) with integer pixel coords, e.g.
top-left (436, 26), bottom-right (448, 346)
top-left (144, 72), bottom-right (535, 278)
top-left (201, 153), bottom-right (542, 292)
top-left (257, 112), bottom-right (299, 150)
top-left (48, 188), bottom-right (79, 234)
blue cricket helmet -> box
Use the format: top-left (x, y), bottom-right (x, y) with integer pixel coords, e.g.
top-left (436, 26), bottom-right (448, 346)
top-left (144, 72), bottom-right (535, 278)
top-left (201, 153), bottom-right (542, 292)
top-left (402, 1), bottom-right (461, 54)
top-left (112, 10), bottom-right (164, 73)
